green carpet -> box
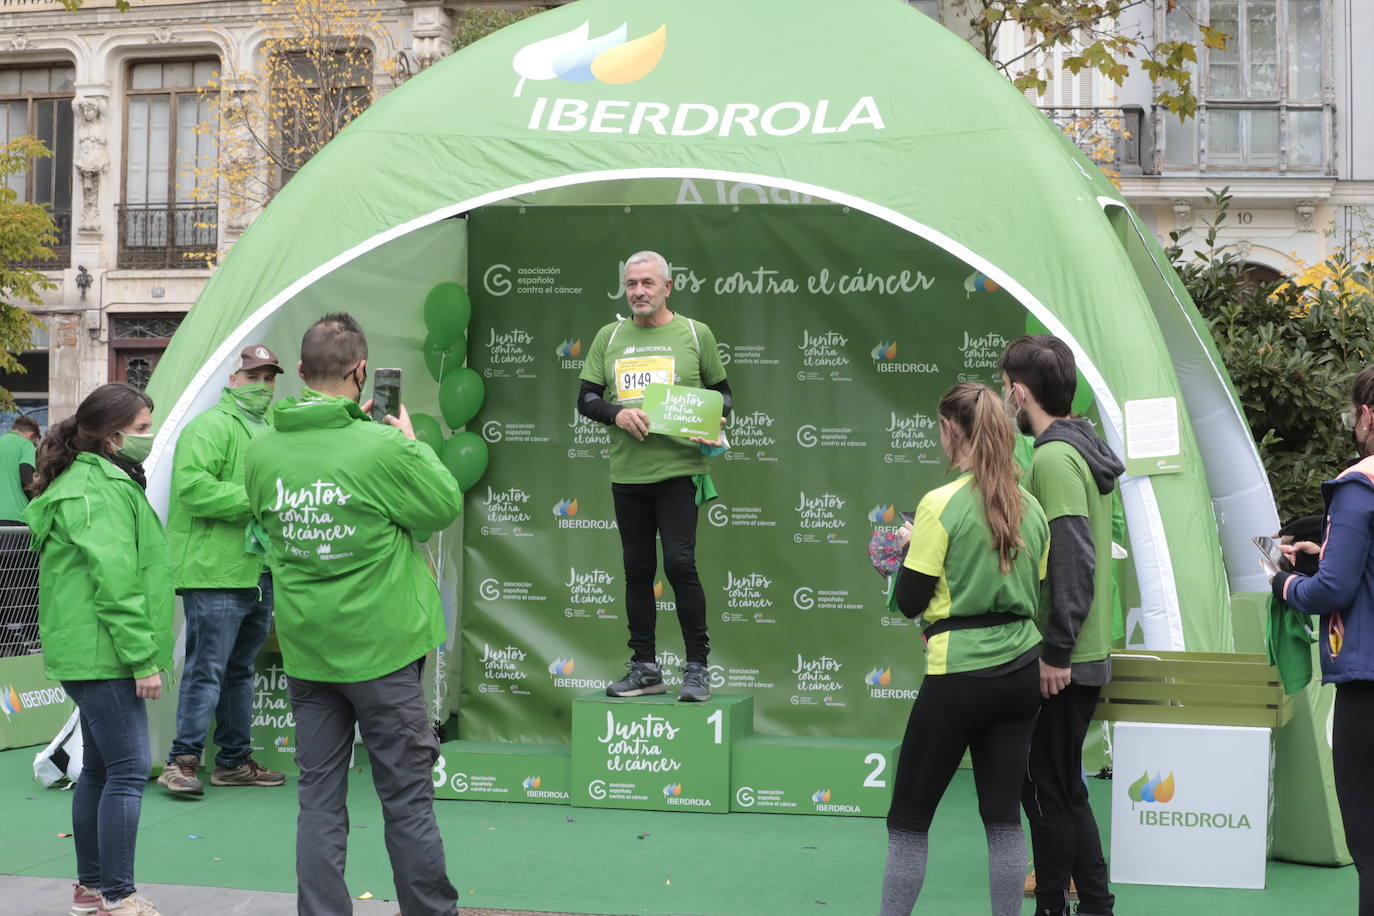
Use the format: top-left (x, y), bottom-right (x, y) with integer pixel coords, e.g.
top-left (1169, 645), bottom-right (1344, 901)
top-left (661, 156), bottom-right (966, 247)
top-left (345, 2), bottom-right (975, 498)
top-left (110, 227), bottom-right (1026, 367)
top-left (0, 747), bottom-right (1352, 914)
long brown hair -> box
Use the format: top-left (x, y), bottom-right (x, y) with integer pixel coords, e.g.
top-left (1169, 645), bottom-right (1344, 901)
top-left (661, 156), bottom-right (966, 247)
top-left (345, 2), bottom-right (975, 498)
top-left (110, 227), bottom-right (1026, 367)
top-left (938, 382), bottom-right (1024, 573)
top-left (29, 383), bottom-right (153, 497)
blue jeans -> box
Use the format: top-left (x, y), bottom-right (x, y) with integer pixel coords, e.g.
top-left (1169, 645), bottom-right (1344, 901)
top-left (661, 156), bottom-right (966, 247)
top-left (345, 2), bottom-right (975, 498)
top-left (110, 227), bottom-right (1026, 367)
top-left (62, 677), bottom-right (150, 902)
top-left (170, 574), bottom-right (274, 767)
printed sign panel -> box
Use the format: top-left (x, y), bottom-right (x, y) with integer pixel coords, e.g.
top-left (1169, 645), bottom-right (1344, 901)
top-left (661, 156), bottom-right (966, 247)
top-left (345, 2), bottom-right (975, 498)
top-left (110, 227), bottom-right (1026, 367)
top-left (1111, 722), bottom-right (1270, 889)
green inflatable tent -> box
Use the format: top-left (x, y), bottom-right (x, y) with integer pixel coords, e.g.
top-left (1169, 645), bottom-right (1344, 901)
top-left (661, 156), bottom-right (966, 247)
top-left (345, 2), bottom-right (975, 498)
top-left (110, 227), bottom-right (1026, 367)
top-left (143, 0), bottom-right (1278, 722)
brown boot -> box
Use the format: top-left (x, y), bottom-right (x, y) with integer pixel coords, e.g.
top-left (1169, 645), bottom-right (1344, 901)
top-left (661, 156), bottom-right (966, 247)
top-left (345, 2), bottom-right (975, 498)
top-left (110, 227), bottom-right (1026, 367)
top-left (155, 755), bottom-right (203, 796)
top-left (211, 756), bottom-right (285, 787)
top-left (1024, 868), bottom-right (1079, 900)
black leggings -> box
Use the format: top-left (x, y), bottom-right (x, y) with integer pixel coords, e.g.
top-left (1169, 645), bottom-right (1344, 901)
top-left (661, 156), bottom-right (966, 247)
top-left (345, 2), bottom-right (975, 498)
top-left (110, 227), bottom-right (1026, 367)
top-left (611, 476), bottom-right (709, 665)
top-left (1335, 681), bottom-right (1374, 916)
top-left (888, 657), bottom-right (1040, 832)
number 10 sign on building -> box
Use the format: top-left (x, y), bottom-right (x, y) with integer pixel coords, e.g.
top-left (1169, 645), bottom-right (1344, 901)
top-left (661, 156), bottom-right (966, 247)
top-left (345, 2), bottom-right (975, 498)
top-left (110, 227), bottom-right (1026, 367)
top-left (571, 694), bottom-right (752, 812)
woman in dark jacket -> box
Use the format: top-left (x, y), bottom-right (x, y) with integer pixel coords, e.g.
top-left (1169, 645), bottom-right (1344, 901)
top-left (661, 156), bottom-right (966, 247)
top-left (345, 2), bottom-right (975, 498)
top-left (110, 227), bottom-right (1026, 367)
top-left (1274, 365), bottom-right (1374, 916)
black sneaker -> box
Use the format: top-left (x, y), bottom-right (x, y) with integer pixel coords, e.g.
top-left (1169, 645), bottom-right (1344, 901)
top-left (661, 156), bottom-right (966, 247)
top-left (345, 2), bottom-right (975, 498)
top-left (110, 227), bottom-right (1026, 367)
top-left (678, 662), bottom-right (711, 702)
top-left (606, 660), bottom-right (667, 697)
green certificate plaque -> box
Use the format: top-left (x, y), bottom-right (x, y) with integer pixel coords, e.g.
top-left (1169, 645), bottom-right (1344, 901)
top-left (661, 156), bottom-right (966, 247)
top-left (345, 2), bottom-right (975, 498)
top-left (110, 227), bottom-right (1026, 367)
top-left (641, 383), bottom-right (724, 440)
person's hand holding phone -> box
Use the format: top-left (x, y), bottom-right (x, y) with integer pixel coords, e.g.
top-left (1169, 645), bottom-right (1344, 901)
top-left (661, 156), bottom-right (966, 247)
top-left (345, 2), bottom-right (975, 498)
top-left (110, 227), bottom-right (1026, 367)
top-left (1280, 541), bottom-right (1320, 564)
top-left (385, 403), bottom-right (416, 440)
top-left (896, 510), bottom-right (915, 548)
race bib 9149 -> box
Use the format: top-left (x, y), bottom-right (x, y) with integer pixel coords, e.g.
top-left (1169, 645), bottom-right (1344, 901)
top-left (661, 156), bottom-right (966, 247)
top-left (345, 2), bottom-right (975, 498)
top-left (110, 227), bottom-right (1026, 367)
top-left (614, 356), bottom-right (675, 402)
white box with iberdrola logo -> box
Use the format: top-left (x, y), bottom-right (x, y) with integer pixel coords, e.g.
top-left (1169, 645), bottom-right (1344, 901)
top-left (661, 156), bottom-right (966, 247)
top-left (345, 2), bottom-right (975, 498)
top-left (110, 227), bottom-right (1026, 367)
top-left (1110, 722), bottom-right (1271, 889)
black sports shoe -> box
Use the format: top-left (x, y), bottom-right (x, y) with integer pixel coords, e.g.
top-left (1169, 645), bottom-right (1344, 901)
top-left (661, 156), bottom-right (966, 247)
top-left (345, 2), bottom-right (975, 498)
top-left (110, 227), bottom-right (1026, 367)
top-left (678, 661), bottom-right (711, 702)
top-left (606, 660), bottom-right (667, 697)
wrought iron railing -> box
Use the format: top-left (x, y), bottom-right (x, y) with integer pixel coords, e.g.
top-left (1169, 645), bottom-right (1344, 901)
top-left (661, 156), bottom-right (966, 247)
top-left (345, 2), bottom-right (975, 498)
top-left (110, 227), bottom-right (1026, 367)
top-left (1041, 105), bottom-right (1151, 175)
top-left (0, 526), bottom-right (40, 658)
top-left (13, 208), bottom-right (71, 271)
top-left (116, 203), bottom-right (217, 270)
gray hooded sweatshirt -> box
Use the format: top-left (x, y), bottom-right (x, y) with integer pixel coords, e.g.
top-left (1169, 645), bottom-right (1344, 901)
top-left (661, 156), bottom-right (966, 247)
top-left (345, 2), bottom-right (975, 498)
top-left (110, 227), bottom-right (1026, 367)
top-left (1033, 418), bottom-right (1125, 686)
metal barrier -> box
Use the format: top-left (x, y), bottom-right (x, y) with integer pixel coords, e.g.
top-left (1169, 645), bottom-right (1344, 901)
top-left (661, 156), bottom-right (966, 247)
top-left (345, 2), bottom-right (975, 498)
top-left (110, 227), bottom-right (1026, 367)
top-left (0, 525), bottom-right (40, 658)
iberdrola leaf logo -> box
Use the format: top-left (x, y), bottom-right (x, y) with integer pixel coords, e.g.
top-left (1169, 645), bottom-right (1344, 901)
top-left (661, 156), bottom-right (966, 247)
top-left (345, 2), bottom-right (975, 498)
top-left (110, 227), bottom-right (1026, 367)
top-left (1127, 770), bottom-right (1176, 806)
top-left (512, 21), bottom-right (668, 96)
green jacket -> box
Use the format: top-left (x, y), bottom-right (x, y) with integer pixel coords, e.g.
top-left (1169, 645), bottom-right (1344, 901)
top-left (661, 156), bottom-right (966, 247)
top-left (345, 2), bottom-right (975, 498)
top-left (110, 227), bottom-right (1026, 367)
top-left (166, 388), bottom-right (270, 590)
top-left (244, 391), bottom-right (461, 683)
top-left (25, 453), bottom-right (174, 681)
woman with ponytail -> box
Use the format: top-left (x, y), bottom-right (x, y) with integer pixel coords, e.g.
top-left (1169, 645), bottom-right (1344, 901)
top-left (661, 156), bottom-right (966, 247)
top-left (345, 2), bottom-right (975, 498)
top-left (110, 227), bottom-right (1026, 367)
top-left (26, 382), bottom-right (172, 916)
top-left (878, 382), bottom-right (1049, 916)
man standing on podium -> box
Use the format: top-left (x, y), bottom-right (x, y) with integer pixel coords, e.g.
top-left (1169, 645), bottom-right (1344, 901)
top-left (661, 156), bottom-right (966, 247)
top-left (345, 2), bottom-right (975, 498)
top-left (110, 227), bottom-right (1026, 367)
top-left (576, 250), bottom-right (731, 703)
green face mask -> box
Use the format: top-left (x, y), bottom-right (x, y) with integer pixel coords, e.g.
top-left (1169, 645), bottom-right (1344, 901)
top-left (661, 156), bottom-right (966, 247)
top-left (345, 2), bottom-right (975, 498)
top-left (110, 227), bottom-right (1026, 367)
top-left (230, 382), bottom-right (274, 420)
top-left (116, 432), bottom-right (154, 464)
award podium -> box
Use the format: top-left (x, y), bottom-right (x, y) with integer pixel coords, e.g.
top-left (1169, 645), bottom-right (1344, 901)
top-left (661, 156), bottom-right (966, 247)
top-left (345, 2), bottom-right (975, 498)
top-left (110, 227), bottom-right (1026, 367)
top-left (435, 691), bottom-right (898, 819)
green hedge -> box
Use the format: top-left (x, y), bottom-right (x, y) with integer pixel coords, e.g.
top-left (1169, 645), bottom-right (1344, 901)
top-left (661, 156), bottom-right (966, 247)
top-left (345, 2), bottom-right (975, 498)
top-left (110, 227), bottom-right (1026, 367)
top-left (1170, 191), bottom-right (1374, 521)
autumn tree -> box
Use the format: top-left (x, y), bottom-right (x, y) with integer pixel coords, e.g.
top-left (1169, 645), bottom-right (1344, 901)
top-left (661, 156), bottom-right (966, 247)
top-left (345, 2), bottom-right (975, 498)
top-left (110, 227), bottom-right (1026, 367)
top-left (193, 0), bottom-right (405, 242)
top-left (0, 138), bottom-right (54, 411)
top-left (951, 1), bottom-right (1225, 118)
top-left (453, 6), bottom-right (554, 51)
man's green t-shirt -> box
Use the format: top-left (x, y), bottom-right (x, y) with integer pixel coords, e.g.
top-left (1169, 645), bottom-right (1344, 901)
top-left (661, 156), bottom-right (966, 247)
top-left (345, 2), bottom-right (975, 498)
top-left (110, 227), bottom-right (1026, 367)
top-left (0, 431), bottom-right (36, 521)
top-left (579, 313), bottom-right (727, 485)
top-left (1023, 440), bottom-right (1114, 664)
top-left (903, 474), bottom-right (1048, 675)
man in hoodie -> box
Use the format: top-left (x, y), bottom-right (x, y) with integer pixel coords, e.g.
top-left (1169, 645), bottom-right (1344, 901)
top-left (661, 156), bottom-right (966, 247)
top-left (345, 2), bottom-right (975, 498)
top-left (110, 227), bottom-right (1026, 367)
top-left (157, 345), bottom-right (284, 796)
top-left (245, 314), bottom-right (461, 916)
top-left (999, 335), bottom-right (1122, 916)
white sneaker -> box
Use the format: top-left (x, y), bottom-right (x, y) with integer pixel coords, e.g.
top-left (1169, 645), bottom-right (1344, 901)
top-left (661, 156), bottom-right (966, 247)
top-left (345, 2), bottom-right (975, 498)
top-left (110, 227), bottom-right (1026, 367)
top-left (97, 893), bottom-right (162, 916)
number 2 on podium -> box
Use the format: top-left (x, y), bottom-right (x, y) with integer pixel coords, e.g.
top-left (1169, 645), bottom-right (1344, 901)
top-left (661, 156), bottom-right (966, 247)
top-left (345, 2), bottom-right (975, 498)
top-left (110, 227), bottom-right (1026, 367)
top-left (864, 753), bottom-right (888, 788)
top-left (707, 709), bottom-right (723, 744)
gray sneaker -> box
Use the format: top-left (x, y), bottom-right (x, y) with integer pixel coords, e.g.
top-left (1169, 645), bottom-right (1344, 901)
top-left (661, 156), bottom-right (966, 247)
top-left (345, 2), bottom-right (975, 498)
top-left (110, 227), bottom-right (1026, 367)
top-left (678, 662), bottom-right (711, 702)
top-left (606, 660), bottom-right (666, 697)
top-left (156, 754), bottom-right (203, 796)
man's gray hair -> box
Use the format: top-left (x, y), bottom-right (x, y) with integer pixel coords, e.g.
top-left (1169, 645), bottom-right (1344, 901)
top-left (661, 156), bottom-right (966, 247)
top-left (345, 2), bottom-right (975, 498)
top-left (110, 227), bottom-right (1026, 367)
top-left (624, 250), bottom-right (671, 281)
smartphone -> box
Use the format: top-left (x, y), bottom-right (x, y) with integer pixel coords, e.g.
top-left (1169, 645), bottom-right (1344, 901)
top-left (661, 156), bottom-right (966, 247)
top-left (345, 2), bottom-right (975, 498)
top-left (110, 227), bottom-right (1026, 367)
top-left (900, 511), bottom-right (915, 524)
top-left (371, 368), bottom-right (402, 424)
top-left (1253, 535), bottom-right (1289, 576)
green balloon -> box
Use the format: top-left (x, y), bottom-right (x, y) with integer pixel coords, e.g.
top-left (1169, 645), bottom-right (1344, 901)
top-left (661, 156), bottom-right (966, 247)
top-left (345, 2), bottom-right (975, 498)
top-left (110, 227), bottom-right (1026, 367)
top-left (423, 332), bottom-right (466, 382)
top-left (441, 431), bottom-right (489, 491)
top-left (439, 367), bottom-right (485, 430)
top-left (410, 412), bottom-right (443, 454)
top-left (423, 283), bottom-right (471, 348)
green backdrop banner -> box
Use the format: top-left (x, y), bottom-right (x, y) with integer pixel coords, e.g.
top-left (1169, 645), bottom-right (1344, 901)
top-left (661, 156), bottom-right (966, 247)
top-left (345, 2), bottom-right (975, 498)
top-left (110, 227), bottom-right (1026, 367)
top-left (459, 204), bottom-right (1037, 742)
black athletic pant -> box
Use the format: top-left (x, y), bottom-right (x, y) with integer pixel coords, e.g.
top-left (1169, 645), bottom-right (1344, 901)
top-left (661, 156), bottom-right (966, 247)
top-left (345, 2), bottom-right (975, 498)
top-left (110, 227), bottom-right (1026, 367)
top-left (611, 476), bottom-right (709, 665)
top-left (1023, 683), bottom-right (1114, 916)
top-left (1335, 681), bottom-right (1374, 916)
top-left (887, 657), bottom-right (1040, 833)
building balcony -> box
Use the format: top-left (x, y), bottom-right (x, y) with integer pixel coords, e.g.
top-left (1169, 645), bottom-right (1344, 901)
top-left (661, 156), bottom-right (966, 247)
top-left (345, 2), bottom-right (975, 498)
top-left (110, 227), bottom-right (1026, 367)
top-left (116, 203), bottom-right (218, 270)
top-left (1040, 105), bottom-right (1153, 176)
top-left (12, 208), bottom-right (71, 271)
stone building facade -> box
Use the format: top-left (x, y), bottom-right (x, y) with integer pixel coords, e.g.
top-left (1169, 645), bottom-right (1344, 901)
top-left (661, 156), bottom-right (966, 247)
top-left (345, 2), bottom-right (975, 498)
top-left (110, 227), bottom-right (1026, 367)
top-left (3, 0), bottom-right (1371, 426)
top-left (0, 0), bottom-right (560, 425)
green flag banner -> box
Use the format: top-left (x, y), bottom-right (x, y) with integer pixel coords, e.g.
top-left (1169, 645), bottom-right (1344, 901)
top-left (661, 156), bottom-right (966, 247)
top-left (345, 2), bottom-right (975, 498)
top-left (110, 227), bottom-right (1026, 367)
top-left (458, 204), bottom-right (1032, 742)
